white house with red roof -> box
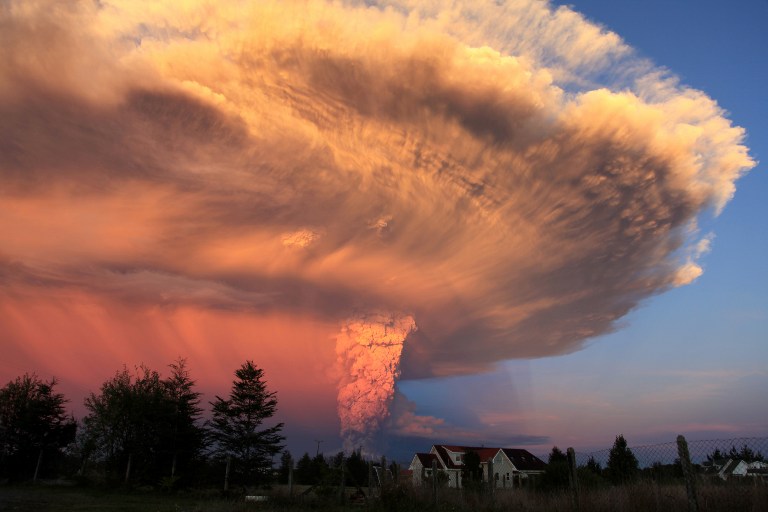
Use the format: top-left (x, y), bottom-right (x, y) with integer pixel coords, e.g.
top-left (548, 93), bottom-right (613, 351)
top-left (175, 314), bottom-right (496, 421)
top-left (408, 444), bottom-right (546, 488)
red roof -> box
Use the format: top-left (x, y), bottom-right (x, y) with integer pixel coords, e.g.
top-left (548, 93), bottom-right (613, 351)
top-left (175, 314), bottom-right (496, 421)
top-left (433, 445), bottom-right (501, 469)
top-left (428, 445), bottom-right (546, 473)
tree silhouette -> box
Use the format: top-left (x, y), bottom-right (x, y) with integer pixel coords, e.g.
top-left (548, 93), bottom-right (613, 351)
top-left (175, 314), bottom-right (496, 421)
top-left (542, 446), bottom-right (569, 489)
top-left (707, 445), bottom-right (764, 463)
top-left (728, 444), bottom-right (764, 462)
top-left (0, 374), bottom-right (75, 481)
top-left (461, 450), bottom-right (482, 490)
top-left (585, 455), bottom-right (602, 474)
top-left (606, 435), bottom-right (638, 484)
top-left (208, 361), bottom-right (284, 486)
top-left (278, 450), bottom-right (293, 484)
top-left (548, 446), bottom-right (568, 464)
top-left (163, 358), bottom-right (205, 483)
top-left (346, 448), bottom-right (369, 487)
top-left (295, 452), bottom-right (314, 484)
top-left (84, 365), bottom-right (179, 484)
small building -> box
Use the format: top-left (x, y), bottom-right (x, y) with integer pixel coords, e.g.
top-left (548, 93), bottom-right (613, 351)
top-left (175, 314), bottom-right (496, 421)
top-left (409, 452), bottom-right (439, 487)
top-left (703, 458), bottom-right (768, 481)
top-left (408, 444), bottom-right (546, 489)
top-left (491, 448), bottom-right (547, 488)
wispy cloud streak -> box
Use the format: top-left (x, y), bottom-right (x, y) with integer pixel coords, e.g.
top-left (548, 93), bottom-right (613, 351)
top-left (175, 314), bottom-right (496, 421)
top-left (0, 0), bottom-right (755, 445)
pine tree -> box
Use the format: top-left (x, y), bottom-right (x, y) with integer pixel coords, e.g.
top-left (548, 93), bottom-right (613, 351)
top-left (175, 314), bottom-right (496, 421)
top-left (548, 446), bottom-right (568, 464)
top-left (606, 434), bottom-right (639, 484)
top-left (585, 455), bottom-right (602, 474)
top-left (543, 446), bottom-right (569, 489)
top-left (163, 358), bottom-right (205, 481)
top-left (278, 450), bottom-right (293, 484)
top-left (295, 452), bottom-right (313, 484)
top-left (346, 448), bottom-right (369, 487)
top-left (208, 361), bottom-right (284, 486)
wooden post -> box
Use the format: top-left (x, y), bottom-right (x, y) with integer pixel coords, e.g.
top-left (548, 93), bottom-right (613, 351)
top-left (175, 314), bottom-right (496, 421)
top-left (33, 448), bottom-right (43, 483)
top-left (288, 464), bottom-right (294, 497)
top-left (171, 453), bottom-right (177, 479)
top-left (224, 455), bottom-right (231, 492)
top-left (368, 461), bottom-right (374, 496)
top-left (432, 459), bottom-right (438, 506)
top-left (338, 455), bottom-right (346, 504)
top-left (381, 456), bottom-right (387, 485)
top-left (567, 447), bottom-right (579, 512)
top-left (488, 459), bottom-right (495, 499)
top-left (677, 435), bottom-right (699, 512)
top-left (78, 455), bottom-right (88, 477)
top-left (124, 453), bottom-right (133, 485)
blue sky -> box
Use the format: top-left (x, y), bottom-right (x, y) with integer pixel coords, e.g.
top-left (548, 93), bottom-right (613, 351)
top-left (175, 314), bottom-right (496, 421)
top-left (1, 0), bottom-right (764, 463)
top-left (394, 0), bottom-right (767, 458)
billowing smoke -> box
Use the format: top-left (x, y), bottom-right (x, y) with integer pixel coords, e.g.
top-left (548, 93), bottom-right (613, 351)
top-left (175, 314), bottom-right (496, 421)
top-left (0, 0), bottom-right (756, 449)
top-left (336, 313), bottom-right (416, 452)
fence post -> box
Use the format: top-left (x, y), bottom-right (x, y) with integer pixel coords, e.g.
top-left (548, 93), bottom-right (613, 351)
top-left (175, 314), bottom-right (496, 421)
top-left (125, 452), bottom-right (133, 485)
top-left (369, 461), bottom-right (374, 497)
top-left (33, 448), bottom-right (43, 483)
top-left (432, 459), bottom-right (438, 506)
top-left (223, 454), bottom-right (231, 492)
top-left (567, 448), bottom-right (579, 512)
top-left (488, 459), bottom-right (495, 500)
top-left (677, 435), bottom-right (699, 512)
top-left (338, 455), bottom-right (346, 504)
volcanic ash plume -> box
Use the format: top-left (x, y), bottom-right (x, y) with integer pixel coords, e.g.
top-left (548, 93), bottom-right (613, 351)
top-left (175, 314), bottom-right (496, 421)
top-left (336, 313), bottom-right (416, 452)
top-left (0, 1), bottom-right (756, 402)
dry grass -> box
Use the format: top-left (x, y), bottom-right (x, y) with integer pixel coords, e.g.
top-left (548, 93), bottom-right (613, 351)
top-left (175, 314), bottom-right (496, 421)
top-left (1, 480), bottom-right (766, 512)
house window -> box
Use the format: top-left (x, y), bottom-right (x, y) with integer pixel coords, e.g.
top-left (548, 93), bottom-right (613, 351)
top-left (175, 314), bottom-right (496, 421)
top-left (457, 455), bottom-right (462, 462)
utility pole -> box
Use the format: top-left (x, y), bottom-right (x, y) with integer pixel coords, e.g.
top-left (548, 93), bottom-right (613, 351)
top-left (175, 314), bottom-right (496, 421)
top-left (315, 439), bottom-right (323, 456)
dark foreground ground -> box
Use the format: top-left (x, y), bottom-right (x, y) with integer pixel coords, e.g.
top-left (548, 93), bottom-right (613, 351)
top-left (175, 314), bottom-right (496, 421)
top-left (1, 482), bottom-right (766, 512)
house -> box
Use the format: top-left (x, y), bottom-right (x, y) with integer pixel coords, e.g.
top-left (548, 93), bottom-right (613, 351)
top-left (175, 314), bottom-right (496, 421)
top-left (746, 461), bottom-right (768, 480)
top-left (408, 444), bottom-right (546, 489)
top-left (409, 452), bottom-right (440, 485)
top-left (492, 448), bottom-right (548, 488)
top-left (703, 459), bottom-right (768, 481)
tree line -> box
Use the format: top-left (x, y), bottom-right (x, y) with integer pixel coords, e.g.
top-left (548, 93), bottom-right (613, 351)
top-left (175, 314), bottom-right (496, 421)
top-left (540, 434), bottom-right (766, 491)
top-left (541, 435), bottom-right (642, 490)
top-left (276, 449), bottom-right (379, 488)
top-left (0, 359), bottom-right (284, 489)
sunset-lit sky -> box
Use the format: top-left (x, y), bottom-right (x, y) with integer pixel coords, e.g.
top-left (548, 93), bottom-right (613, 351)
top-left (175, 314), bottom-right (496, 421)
top-left (1, 0), bottom-right (765, 461)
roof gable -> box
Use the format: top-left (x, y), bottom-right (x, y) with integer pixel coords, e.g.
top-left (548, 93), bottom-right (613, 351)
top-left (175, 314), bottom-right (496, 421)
top-left (426, 444), bottom-right (547, 472)
top-left (500, 448), bottom-right (547, 471)
top-left (415, 453), bottom-right (438, 467)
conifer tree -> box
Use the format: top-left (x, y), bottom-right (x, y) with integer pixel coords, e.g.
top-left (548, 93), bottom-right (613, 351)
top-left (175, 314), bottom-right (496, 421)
top-left (606, 434), bottom-right (639, 484)
top-left (208, 361), bottom-right (284, 485)
top-left (163, 358), bottom-right (205, 481)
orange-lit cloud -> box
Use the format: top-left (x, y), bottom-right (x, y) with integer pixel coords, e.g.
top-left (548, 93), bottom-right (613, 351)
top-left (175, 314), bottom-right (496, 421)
top-left (0, 0), bottom-right (755, 449)
top-left (335, 313), bottom-right (415, 450)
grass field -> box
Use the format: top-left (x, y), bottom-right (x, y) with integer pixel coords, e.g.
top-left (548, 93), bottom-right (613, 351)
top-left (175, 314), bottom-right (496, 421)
top-left (0, 486), bottom-right (250, 512)
top-left (1, 481), bottom-right (766, 512)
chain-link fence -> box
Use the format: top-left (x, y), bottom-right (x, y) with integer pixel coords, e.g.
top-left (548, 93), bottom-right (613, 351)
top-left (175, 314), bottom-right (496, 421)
top-left (573, 436), bottom-right (767, 474)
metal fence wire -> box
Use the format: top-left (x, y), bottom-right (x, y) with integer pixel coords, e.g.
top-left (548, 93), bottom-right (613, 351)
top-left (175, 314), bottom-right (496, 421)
top-left (573, 437), bottom-right (768, 475)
